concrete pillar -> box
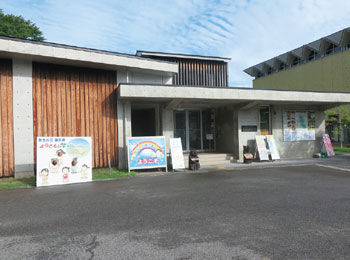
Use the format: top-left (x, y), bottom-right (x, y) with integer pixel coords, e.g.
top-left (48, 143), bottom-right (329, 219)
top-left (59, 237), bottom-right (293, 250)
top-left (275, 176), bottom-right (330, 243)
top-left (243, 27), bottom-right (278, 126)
top-left (117, 101), bottom-right (125, 169)
top-left (117, 101), bottom-right (131, 170)
top-left (162, 108), bottom-right (174, 153)
top-left (12, 59), bottom-right (34, 178)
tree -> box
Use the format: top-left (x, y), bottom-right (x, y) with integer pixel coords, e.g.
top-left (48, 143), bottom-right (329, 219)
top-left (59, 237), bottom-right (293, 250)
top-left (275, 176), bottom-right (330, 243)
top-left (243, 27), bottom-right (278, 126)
top-left (0, 10), bottom-right (45, 41)
top-left (325, 105), bottom-right (350, 148)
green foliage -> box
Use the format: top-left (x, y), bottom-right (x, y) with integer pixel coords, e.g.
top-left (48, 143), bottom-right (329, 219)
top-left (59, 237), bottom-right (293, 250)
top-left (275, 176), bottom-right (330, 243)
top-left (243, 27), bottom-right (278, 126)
top-left (0, 9), bottom-right (45, 41)
top-left (325, 105), bottom-right (350, 136)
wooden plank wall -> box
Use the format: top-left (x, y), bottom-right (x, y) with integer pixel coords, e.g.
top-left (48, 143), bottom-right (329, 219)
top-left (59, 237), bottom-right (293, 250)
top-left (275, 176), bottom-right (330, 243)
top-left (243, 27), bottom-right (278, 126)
top-left (0, 59), bottom-right (14, 177)
top-left (173, 60), bottom-right (228, 87)
top-left (32, 63), bottom-right (118, 168)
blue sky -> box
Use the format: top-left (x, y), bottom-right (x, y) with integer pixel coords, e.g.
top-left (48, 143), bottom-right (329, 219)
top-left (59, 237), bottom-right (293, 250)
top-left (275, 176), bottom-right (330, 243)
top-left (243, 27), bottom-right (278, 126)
top-left (2, 0), bottom-right (350, 87)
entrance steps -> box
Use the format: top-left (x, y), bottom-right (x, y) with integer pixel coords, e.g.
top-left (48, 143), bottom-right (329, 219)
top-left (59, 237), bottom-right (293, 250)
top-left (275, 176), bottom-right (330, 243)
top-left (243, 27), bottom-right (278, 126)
top-left (183, 153), bottom-right (237, 167)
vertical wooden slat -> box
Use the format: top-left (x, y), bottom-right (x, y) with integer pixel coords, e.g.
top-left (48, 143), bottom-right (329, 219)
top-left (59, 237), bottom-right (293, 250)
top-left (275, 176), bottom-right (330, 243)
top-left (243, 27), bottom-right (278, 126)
top-left (0, 63), bottom-right (3, 175)
top-left (88, 73), bottom-right (94, 166)
top-left (102, 73), bottom-right (107, 166)
top-left (61, 70), bottom-right (67, 136)
top-left (71, 72), bottom-right (76, 137)
top-left (80, 73), bottom-right (85, 136)
top-left (106, 74), bottom-right (112, 164)
top-left (65, 72), bottom-right (71, 136)
top-left (1, 63), bottom-right (9, 176)
top-left (75, 72), bottom-right (81, 136)
top-left (6, 62), bottom-right (14, 173)
top-left (84, 73), bottom-right (90, 137)
top-left (57, 71), bottom-right (63, 136)
top-left (98, 75), bottom-right (104, 166)
top-left (42, 68), bottom-right (48, 136)
top-left (46, 69), bottom-right (52, 135)
top-left (93, 73), bottom-right (99, 167)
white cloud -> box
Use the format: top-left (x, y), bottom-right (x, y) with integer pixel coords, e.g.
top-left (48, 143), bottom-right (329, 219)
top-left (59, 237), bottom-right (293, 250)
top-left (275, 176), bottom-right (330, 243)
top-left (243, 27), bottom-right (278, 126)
top-left (2, 0), bottom-right (350, 87)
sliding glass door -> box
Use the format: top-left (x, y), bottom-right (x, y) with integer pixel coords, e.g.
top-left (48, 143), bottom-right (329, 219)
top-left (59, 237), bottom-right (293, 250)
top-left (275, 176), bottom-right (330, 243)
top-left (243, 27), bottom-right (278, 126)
top-left (174, 109), bottom-right (215, 151)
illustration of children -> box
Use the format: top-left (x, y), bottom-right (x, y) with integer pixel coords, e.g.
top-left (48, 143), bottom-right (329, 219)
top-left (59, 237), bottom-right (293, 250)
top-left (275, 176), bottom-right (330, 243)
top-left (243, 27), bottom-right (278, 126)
top-left (56, 149), bottom-right (66, 166)
top-left (71, 158), bottom-right (78, 173)
top-left (40, 168), bottom-right (49, 186)
top-left (81, 164), bottom-right (90, 180)
top-left (50, 158), bottom-right (59, 173)
top-left (62, 167), bottom-right (70, 183)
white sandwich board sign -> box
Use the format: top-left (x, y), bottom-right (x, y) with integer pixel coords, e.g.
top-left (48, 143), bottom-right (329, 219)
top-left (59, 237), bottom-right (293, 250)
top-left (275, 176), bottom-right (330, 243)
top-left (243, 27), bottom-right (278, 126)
top-left (255, 135), bottom-right (269, 161)
top-left (170, 138), bottom-right (185, 170)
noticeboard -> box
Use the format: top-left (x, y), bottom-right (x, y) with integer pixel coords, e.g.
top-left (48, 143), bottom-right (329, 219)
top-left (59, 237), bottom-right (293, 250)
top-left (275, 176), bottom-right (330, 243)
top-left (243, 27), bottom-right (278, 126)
top-left (283, 110), bottom-right (316, 141)
top-left (36, 137), bottom-right (92, 187)
top-left (170, 138), bottom-right (185, 170)
top-left (128, 136), bottom-right (167, 171)
top-left (322, 134), bottom-right (335, 157)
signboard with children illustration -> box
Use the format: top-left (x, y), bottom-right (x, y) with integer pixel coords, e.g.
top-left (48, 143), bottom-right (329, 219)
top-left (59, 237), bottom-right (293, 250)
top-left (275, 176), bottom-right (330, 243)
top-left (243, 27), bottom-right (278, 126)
top-left (36, 137), bottom-right (92, 187)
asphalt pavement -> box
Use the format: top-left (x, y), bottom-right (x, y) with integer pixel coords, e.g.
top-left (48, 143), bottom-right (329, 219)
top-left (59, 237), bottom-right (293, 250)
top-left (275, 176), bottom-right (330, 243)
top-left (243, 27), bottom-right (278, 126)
top-left (1, 162), bottom-right (350, 260)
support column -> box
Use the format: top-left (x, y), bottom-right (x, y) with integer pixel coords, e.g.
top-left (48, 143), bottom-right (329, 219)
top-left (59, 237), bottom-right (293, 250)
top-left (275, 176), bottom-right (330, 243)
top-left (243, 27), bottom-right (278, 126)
top-left (162, 108), bottom-right (174, 153)
top-left (12, 59), bottom-right (34, 178)
top-left (117, 101), bottom-right (131, 170)
top-left (117, 101), bottom-right (125, 169)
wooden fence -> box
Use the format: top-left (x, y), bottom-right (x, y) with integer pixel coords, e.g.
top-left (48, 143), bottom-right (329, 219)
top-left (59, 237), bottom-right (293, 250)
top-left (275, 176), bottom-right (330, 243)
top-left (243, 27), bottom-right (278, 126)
top-left (32, 63), bottom-right (118, 168)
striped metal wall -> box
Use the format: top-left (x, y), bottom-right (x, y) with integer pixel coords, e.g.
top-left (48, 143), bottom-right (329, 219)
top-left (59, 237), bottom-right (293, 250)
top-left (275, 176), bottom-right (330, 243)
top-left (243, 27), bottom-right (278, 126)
top-left (174, 60), bottom-right (228, 87)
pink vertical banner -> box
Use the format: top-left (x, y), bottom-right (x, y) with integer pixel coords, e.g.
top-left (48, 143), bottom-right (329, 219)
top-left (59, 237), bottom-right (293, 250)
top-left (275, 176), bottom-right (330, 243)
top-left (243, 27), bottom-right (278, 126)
top-left (322, 134), bottom-right (335, 157)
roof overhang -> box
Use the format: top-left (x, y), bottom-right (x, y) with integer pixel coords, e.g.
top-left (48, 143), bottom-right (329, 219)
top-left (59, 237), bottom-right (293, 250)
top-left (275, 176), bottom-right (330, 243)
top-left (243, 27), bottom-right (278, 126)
top-left (118, 84), bottom-right (350, 109)
top-left (0, 37), bottom-right (178, 75)
top-left (244, 27), bottom-right (350, 77)
top-left (136, 50), bottom-right (231, 62)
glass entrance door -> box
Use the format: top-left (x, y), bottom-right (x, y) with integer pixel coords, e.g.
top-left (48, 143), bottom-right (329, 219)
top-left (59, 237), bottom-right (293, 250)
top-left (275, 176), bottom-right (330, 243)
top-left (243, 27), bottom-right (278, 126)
top-left (174, 111), bottom-right (186, 150)
top-left (188, 111), bottom-right (201, 150)
top-left (174, 109), bottom-right (215, 151)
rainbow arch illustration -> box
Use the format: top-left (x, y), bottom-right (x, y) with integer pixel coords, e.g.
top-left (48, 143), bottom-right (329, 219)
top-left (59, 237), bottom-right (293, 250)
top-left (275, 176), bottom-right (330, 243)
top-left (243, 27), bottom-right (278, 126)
top-left (130, 141), bottom-right (165, 161)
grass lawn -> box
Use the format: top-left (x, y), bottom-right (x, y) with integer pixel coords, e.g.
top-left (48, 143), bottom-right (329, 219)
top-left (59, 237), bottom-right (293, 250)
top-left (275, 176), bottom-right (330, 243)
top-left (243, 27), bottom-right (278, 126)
top-left (0, 167), bottom-right (135, 190)
top-left (333, 147), bottom-right (350, 153)
top-left (0, 177), bottom-right (35, 189)
top-left (92, 167), bottom-right (136, 180)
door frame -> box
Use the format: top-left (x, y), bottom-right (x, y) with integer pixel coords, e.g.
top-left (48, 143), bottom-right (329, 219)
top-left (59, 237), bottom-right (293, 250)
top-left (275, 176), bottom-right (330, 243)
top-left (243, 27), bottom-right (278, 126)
top-left (174, 109), bottom-right (216, 152)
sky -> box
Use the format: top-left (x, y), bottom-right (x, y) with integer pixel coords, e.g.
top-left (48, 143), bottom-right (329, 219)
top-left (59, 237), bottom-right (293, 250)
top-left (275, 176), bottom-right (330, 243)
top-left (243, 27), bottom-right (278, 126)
top-left (2, 0), bottom-right (350, 87)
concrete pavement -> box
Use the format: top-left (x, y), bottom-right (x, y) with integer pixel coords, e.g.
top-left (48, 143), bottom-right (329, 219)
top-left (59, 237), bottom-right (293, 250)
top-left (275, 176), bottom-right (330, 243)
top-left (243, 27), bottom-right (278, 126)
top-left (1, 163), bottom-right (350, 259)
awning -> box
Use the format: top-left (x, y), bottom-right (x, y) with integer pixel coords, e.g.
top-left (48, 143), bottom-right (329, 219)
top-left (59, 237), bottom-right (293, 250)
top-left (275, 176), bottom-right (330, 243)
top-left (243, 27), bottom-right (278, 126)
top-left (118, 84), bottom-right (350, 109)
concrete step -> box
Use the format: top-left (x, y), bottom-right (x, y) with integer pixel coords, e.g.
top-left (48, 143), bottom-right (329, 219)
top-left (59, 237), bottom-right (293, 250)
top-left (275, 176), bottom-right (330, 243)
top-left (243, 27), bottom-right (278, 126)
top-left (183, 153), bottom-right (237, 166)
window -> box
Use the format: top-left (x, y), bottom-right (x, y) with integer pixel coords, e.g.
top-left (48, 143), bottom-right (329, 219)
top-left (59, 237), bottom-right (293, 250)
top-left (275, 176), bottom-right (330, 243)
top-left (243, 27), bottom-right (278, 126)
top-left (260, 106), bottom-right (270, 135)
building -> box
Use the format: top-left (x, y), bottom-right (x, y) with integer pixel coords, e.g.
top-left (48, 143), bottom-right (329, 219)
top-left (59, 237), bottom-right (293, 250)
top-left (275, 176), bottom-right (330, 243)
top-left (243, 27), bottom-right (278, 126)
top-left (0, 35), bottom-right (350, 178)
top-left (244, 27), bottom-right (350, 143)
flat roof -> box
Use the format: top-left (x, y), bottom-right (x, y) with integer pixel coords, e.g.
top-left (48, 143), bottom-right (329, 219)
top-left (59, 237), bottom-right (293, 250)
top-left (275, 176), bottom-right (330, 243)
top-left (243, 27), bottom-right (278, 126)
top-left (244, 27), bottom-right (350, 77)
top-left (0, 36), bottom-right (178, 74)
top-left (136, 50), bottom-right (231, 62)
top-left (118, 84), bottom-right (350, 108)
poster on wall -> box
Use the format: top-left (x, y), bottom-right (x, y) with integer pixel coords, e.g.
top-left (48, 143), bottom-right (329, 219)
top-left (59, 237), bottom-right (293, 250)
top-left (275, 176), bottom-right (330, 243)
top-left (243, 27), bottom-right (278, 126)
top-left (283, 110), bottom-right (316, 141)
top-left (36, 137), bottom-right (92, 187)
top-left (266, 135), bottom-right (280, 160)
top-left (255, 135), bottom-right (269, 161)
top-left (170, 138), bottom-right (185, 170)
top-left (322, 134), bottom-right (335, 157)
top-left (128, 136), bottom-right (167, 171)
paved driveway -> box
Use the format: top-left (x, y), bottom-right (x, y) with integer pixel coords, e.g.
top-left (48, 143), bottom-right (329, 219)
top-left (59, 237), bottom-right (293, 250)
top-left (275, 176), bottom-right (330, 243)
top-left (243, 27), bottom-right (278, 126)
top-left (1, 164), bottom-right (350, 260)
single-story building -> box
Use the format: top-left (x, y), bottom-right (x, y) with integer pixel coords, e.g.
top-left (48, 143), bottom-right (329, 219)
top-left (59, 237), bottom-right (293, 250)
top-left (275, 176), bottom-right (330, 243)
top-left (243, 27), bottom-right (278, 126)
top-left (0, 35), bottom-right (349, 178)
